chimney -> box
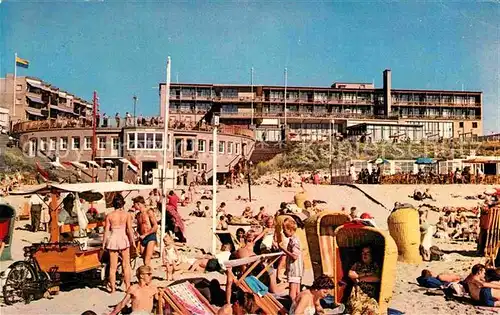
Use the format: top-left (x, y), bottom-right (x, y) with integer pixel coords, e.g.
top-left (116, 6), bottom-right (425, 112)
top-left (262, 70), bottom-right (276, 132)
top-left (383, 69), bottom-right (392, 117)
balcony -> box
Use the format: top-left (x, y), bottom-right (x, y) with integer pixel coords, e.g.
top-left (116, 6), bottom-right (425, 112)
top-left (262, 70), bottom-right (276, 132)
top-left (174, 151), bottom-right (199, 160)
top-left (392, 101), bottom-right (481, 108)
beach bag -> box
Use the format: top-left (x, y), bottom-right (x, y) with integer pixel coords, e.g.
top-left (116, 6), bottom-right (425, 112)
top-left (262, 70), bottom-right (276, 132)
top-left (347, 284), bottom-right (379, 315)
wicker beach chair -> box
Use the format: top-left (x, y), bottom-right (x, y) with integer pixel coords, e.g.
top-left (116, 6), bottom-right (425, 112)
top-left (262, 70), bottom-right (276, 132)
top-left (483, 206), bottom-right (500, 267)
top-left (387, 207), bottom-right (422, 264)
top-left (224, 253), bottom-right (286, 315)
top-left (304, 211), bottom-right (350, 279)
top-left (333, 224), bottom-right (398, 314)
top-left (157, 281), bottom-right (216, 315)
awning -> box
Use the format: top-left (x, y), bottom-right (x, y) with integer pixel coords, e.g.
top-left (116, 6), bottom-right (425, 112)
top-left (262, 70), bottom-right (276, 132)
top-left (70, 161), bottom-right (88, 169)
top-left (25, 107), bottom-right (44, 117)
top-left (10, 181), bottom-right (154, 196)
top-left (50, 161), bottom-right (66, 169)
top-left (86, 161), bottom-right (100, 168)
top-left (27, 95), bottom-right (44, 104)
top-left (50, 104), bottom-right (76, 114)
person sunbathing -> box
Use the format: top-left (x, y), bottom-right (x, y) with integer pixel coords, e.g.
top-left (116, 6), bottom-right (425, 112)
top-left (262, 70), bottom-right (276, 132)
top-left (109, 265), bottom-right (158, 315)
top-left (188, 243), bottom-right (232, 273)
top-left (241, 206), bottom-right (253, 219)
top-left (465, 264), bottom-right (500, 307)
top-left (417, 269), bottom-right (461, 288)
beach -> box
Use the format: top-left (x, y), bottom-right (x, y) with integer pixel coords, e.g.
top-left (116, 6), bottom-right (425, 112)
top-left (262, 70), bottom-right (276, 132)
top-left (0, 183), bottom-right (497, 314)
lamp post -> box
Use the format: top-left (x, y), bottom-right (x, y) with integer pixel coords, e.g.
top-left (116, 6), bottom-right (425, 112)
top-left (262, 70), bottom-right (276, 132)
top-left (211, 113), bottom-right (220, 254)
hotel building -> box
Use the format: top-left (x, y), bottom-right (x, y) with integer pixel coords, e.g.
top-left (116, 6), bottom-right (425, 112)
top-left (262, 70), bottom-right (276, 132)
top-left (160, 69), bottom-right (483, 142)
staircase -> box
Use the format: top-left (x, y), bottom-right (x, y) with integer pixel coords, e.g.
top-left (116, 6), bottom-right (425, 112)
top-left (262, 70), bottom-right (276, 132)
top-left (249, 141), bottom-right (286, 164)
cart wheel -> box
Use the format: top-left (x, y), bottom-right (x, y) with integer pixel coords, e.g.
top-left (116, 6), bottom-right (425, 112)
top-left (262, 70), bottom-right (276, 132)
top-left (2, 262), bottom-right (38, 305)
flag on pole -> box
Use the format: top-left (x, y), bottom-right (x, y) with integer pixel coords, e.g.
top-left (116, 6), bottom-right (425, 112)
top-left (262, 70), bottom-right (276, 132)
top-left (15, 56), bottom-right (29, 68)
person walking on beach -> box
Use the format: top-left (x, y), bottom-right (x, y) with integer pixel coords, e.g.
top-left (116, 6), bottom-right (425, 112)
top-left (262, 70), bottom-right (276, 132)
top-left (133, 196), bottom-right (158, 266)
top-left (109, 265), bottom-right (158, 315)
top-left (103, 194), bottom-right (135, 293)
top-left (29, 194), bottom-right (43, 232)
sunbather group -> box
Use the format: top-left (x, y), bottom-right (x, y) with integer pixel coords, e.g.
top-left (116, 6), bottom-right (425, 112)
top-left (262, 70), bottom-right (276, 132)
top-left (417, 264), bottom-right (500, 307)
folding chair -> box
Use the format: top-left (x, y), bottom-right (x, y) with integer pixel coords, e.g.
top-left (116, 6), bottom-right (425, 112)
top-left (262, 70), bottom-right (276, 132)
top-left (224, 252), bottom-right (287, 314)
top-left (157, 281), bottom-right (216, 315)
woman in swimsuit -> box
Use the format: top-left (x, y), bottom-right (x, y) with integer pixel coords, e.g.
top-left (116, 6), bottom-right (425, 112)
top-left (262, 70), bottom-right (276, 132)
top-left (289, 274), bottom-right (335, 315)
top-left (103, 194), bottom-right (135, 293)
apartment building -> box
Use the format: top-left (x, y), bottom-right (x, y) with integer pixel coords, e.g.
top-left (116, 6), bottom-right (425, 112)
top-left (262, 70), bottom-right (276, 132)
top-left (159, 69), bottom-right (483, 142)
top-left (0, 74), bottom-right (92, 129)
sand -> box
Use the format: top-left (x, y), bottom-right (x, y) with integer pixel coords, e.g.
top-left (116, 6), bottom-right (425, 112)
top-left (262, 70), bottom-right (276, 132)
top-left (0, 183), bottom-right (498, 314)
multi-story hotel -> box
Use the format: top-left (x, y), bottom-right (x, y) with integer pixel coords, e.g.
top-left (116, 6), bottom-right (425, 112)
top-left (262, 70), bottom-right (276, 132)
top-left (160, 69), bottom-right (483, 142)
top-left (0, 74), bottom-right (93, 128)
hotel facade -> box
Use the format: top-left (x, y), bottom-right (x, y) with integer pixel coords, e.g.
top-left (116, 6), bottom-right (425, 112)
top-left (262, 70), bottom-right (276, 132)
top-left (160, 69), bottom-right (483, 143)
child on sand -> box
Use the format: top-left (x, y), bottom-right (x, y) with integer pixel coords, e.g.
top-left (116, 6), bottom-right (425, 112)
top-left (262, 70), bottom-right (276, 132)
top-left (242, 206), bottom-right (253, 219)
top-left (276, 217), bottom-right (303, 300)
top-left (162, 235), bottom-right (179, 281)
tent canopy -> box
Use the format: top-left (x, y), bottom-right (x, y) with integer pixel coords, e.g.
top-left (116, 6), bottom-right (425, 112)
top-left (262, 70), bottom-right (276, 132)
top-left (415, 157), bottom-right (436, 165)
top-left (10, 181), bottom-right (153, 196)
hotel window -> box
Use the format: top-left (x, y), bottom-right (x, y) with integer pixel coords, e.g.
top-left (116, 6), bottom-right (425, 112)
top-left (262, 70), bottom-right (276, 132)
top-left (137, 133), bottom-right (145, 149)
top-left (228, 142), bottom-right (233, 154)
top-left (198, 139), bottom-right (206, 152)
top-left (72, 137), bottom-right (80, 150)
top-left (186, 139), bottom-right (194, 152)
top-left (60, 137), bottom-right (68, 150)
top-left (84, 137), bottom-right (92, 150)
top-left (209, 140), bottom-right (214, 152)
top-left (472, 122), bottom-right (478, 129)
top-left (459, 122), bottom-right (464, 128)
top-left (16, 84), bottom-right (22, 91)
top-left (49, 138), bottom-right (56, 151)
top-left (39, 138), bottom-right (46, 151)
top-left (146, 133), bottom-right (154, 149)
top-left (155, 133), bottom-right (163, 149)
top-left (112, 137), bottom-right (120, 151)
top-left (128, 133), bottom-right (136, 149)
top-left (98, 136), bottom-right (106, 150)
top-left (201, 163), bottom-right (207, 170)
top-left (219, 141), bottom-right (225, 154)
top-left (235, 143), bottom-right (240, 155)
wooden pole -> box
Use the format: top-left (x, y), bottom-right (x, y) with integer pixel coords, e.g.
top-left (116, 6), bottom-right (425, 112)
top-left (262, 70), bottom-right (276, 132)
top-left (247, 172), bottom-right (252, 202)
top-left (49, 191), bottom-right (59, 243)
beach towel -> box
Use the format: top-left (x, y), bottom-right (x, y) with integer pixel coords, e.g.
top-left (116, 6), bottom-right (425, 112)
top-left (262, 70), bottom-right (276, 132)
top-left (244, 275), bottom-right (269, 297)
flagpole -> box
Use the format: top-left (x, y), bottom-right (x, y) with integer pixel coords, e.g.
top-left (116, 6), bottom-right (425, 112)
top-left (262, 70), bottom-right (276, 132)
top-left (284, 67), bottom-right (287, 139)
top-left (13, 53), bottom-right (17, 117)
top-left (251, 67), bottom-right (254, 126)
top-left (160, 56), bottom-right (171, 262)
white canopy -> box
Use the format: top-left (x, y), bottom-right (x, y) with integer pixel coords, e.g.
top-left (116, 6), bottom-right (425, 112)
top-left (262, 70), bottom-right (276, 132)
top-left (70, 161), bottom-right (88, 169)
top-left (10, 181), bottom-right (153, 196)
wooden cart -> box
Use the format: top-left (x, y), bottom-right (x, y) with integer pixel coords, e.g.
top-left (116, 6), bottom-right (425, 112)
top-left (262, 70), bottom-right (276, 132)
top-left (2, 181), bottom-right (151, 305)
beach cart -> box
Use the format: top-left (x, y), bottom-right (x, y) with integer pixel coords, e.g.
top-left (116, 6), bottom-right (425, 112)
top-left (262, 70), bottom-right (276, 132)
top-left (304, 211), bottom-right (350, 279)
top-left (1, 181), bottom-right (151, 305)
top-left (333, 224), bottom-right (398, 314)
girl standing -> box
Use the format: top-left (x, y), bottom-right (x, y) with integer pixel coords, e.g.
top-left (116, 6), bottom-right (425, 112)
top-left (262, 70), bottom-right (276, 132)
top-left (278, 218), bottom-right (303, 300)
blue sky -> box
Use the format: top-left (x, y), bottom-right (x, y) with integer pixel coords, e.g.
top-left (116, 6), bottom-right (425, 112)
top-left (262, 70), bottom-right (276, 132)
top-left (1, 1), bottom-right (499, 133)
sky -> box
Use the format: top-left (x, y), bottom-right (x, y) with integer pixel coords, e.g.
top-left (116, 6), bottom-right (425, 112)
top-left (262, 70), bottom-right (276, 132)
top-left (1, 1), bottom-right (499, 133)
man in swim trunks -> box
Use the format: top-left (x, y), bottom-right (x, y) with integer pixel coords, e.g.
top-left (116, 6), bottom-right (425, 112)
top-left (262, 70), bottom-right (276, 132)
top-left (134, 196), bottom-right (158, 266)
top-left (109, 265), bottom-right (158, 315)
top-left (466, 264), bottom-right (500, 307)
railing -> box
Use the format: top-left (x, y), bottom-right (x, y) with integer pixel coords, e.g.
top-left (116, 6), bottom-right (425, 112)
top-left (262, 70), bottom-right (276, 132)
top-left (392, 101), bottom-right (481, 107)
top-left (11, 117), bottom-right (255, 139)
top-left (219, 111), bottom-right (398, 120)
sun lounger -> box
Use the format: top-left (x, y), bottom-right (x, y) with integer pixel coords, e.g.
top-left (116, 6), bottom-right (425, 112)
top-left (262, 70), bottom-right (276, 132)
top-left (225, 252), bottom-right (287, 314)
top-left (157, 281), bottom-right (216, 315)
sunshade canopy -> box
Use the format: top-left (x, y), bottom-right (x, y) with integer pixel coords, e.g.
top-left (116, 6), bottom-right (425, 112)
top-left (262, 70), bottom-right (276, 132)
top-left (415, 157), bottom-right (436, 165)
top-left (10, 181), bottom-right (153, 196)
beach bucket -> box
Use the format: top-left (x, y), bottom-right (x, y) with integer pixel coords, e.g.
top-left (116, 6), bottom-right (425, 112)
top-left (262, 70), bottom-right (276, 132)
top-left (387, 208), bottom-right (422, 264)
top-left (294, 191), bottom-right (308, 209)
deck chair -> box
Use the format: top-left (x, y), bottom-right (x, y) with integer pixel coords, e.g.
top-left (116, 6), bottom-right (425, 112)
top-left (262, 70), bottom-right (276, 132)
top-left (157, 281), bottom-right (216, 315)
top-left (225, 252), bottom-right (287, 315)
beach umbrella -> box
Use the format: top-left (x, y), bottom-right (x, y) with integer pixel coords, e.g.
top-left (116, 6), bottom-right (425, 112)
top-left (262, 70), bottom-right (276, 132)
top-left (415, 157), bottom-right (435, 165)
top-left (370, 158), bottom-right (390, 165)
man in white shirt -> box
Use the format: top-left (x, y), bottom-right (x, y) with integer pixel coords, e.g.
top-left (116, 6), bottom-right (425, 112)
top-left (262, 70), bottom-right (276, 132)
top-left (29, 194), bottom-right (43, 232)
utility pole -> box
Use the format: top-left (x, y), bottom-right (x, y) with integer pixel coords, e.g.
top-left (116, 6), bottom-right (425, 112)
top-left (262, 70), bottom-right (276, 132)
top-left (251, 67), bottom-right (254, 126)
top-left (92, 91), bottom-right (98, 183)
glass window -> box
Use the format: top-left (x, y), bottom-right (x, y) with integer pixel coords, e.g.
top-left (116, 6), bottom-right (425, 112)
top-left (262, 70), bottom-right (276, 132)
top-left (201, 163), bottom-right (207, 170)
top-left (72, 137), bottom-right (80, 150)
top-left (472, 122), bottom-right (478, 129)
top-left (155, 133), bottom-right (163, 149)
top-left (228, 142), bottom-right (233, 154)
top-left (235, 143), bottom-right (240, 154)
top-left (146, 133), bottom-right (154, 149)
top-left (137, 133), bottom-right (145, 149)
top-left (60, 137), bottom-right (68, 150)
top-left (198, 139), bottom-right (206, 152)
top-left (219, 141), bottom-right (225, 153)
top-left (84, 137), bottom-right (92, 150)
top-left (112, 137), bottom-right (120, 150)
top-left (98, 136), bottom-right (106, 150)
top-left (209, 140), bottom-right (214, 152)
top-left (39, 138), bottom-right (46, 151)
top-left (128, 133), bottom-right (136, 149)
top-left (186, 139), bottom-right (194, 152)
top-left (50, 138), bottom-right (57, 151)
